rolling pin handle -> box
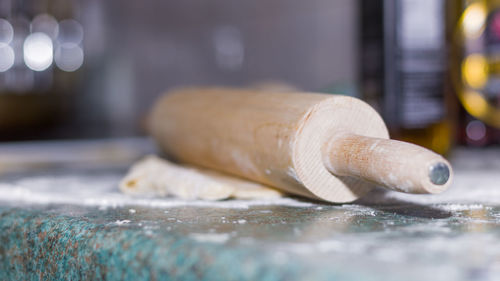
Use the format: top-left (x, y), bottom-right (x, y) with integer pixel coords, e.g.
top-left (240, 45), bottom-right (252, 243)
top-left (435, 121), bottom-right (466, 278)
top-left (322, 132), bottom-right (452, 194)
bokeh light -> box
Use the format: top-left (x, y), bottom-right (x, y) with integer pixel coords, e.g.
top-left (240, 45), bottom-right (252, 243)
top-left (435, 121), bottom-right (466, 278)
top-left (0, 45), bottom-right (15, 72)
top-left (55, 43), bottom-right (84, 72)
top-left (31, 14), bottom-right (59, 39)
top-left (23, 32), bottom-right (53, 71)
top-left (0, 18), bottom-right (14, 45)
top-left (58, 19), bottom-right (83, 45)
top-left (462, 3), bottom-right (486, 38)
top-left (463, 90), bottom-right (489, 117)
top-left (466, 120), bottom-right (486, 141)
top-left (462, 54), bottom-right (489, 88)
top-left (213, 26), bottom-right (244, 71)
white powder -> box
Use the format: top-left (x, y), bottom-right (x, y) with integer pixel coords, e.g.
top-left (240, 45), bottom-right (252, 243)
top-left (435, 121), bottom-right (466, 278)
top-left (286, 167), bottom-right (300, 182)
top-left (359, 170), bottom-right (500, 206)
top-left (0, 157), bottom-right (499, 209)
top-left (189, 233), bottom-right (230, 243)
top-left (0, 174), bottom-right (313, 209)
top-left (436, 204), bottom-right (484, 212)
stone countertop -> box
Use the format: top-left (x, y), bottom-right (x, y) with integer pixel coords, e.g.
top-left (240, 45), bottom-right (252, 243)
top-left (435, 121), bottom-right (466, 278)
top-left (0, 140), bottom-right (499, 281)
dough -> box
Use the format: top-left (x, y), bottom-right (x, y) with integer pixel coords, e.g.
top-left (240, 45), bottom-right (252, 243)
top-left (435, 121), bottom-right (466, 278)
top-left (120, 156), bottom-right (282, 200)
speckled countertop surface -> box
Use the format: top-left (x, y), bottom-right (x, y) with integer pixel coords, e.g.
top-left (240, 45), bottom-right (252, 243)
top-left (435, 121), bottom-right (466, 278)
top-left (0, 140), bottom-right (499, 281)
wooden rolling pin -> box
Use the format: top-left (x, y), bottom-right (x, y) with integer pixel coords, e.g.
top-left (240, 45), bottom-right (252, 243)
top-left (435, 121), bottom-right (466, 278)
top-left (149, 87), bottom-right (453, 203)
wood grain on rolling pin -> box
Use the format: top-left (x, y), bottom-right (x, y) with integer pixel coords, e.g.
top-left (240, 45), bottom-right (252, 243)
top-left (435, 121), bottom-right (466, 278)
top-left (149, 87), bottom-right (452, 203)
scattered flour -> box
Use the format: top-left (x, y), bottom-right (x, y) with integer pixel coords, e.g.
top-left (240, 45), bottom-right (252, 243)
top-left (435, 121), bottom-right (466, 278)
top-left (436, 204), bottom-right (484, 212)
top-left (286, 167), bottom-right (300, 182)
top-left (189, 233), bottom-right (230, 243)
top-left (359, 170), bottom-right (500, 206)
top-left (0, 154), bottom-right (499, 209)
top-left (0, 175), bottom-right (312, 209)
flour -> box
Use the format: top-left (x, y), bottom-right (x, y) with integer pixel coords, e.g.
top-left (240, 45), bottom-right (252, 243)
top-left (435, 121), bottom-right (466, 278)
top-left (358, 170), bottom-right (500, 206)
top-left (0, 174), bottom-right (312, 209)
top-left (286, 166), bottom-right (300, 182)
top-left (436, 204), bottom-right (484, 212)
top-left (0, 154), bottom-right (499, 209)
top-left (189, 233), bottom-right (230, 243)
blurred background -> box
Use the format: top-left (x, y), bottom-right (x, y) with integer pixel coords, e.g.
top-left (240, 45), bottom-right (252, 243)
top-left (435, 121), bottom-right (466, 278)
top-left (0, 0), bottom-right (498, 155)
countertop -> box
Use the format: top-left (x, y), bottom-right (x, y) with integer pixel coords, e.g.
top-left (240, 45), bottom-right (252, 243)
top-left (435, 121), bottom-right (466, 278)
top-left (0, 139), bottom-right (499, 281)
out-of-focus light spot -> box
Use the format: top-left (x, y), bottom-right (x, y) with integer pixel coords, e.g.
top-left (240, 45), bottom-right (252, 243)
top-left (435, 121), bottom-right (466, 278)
top-left (55, 43), bottom-right (84, 72)
top-left (0, 18), bottom-right (14, 45)
top-left (466, 120), bottom-right (486, 141)
top-left (58, 19), bottom-right (83, 44)
top-left (490, 12), bottom-right (500, 40)
top-left (213, 26), bottom-right (244, 71)
top-left (0, 45), bottom-right (14, 72)
top-left (31, 14), bottom-right (59, 39)
top-left (462, 3), bottom-right (486, 38)
top-left (23, 32), bottom-right (53, 71)
top-left (462, 54), bottom-right (488, 88)
top-left (463, 91), bottom-right (488, 118)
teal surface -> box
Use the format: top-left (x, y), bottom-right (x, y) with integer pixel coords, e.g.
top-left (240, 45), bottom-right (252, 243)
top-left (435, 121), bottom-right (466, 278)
top-left (1, 199), bottom-right (499, 281)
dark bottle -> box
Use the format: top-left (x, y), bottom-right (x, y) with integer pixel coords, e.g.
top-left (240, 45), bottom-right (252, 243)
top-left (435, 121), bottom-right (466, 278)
top-left (360, 0), bottom-right (454, 155)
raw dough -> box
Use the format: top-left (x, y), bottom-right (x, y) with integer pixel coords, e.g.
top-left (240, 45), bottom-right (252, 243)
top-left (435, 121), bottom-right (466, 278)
top-left (120, 155), bottom-right (282, 200)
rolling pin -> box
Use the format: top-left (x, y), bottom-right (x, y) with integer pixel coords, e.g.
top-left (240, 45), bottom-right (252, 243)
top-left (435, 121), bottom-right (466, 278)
top-left (149, 87), bottom-right (453, 203)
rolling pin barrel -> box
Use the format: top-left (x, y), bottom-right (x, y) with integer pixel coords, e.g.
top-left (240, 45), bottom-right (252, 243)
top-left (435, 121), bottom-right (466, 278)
top-left (150, 87), bottom-right (453, 203)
